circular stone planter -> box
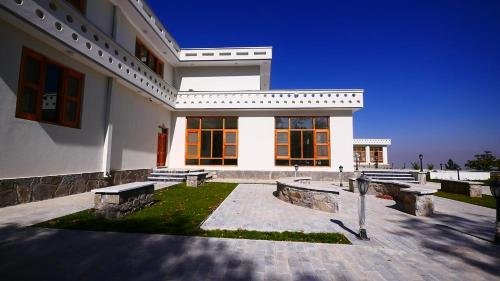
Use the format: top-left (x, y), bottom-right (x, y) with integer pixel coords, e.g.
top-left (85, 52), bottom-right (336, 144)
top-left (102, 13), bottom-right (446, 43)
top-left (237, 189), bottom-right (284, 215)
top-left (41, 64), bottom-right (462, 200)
top-left (276, 177), bottom-right (341, 213)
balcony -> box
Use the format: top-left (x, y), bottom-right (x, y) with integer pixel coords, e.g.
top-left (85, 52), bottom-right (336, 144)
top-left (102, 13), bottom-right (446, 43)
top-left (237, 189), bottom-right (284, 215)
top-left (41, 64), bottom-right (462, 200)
top-left (1, 0), bottom-right (177, 107)
top-left (175, 90), bottom-right (364, 110)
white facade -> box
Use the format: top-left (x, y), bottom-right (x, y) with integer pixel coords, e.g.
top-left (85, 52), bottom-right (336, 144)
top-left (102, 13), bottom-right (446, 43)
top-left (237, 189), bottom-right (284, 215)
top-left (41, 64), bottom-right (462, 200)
top-left (0, 0), bottom-right (387, 185)
top-left (353, 139), bottom-right (392, 167)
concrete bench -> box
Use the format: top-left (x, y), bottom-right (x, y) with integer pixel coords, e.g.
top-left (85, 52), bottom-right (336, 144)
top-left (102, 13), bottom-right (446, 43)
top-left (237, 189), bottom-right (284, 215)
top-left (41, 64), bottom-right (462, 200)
top-left (348, 177), bottom-right (359, 193)
top-left (440, 180), bottom-right (483, 197)
top-left (93, 182), bottom-right (154, 219)
top-left (186, 172), bottom-right (209, 187)
top-left (276, 177), bottom-right (341, 213)
top-left (369, 180), bottom-right (437, 216)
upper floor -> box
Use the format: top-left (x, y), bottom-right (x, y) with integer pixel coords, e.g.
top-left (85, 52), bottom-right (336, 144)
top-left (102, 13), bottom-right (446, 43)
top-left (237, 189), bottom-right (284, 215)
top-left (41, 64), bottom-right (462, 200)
top-left (0, 0), bottom-right (363, 111)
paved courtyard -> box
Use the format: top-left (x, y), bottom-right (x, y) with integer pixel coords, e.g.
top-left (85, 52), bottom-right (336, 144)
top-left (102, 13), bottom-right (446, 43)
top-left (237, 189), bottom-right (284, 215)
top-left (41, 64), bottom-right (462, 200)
top-left (0, 182), bottom-right (498, 280)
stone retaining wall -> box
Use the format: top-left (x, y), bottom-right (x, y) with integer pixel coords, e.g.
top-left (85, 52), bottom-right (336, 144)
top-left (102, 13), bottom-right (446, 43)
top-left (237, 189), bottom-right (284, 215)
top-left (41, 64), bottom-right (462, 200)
top-left (440, 180), bottom-right (482, 197)
top-left (214, 170), bottom-right (353, 182)
top-left (276, 179), bottom-right (340, 213)
top-left (94, 184), bottom-right (154, 219)
top-left (0, 168), bottom-right (153, 208)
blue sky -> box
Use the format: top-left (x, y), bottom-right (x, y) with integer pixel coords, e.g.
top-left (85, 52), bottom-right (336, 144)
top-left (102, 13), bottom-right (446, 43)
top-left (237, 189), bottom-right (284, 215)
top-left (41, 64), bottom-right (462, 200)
top-left (147, 0), bottom-right (500, 167)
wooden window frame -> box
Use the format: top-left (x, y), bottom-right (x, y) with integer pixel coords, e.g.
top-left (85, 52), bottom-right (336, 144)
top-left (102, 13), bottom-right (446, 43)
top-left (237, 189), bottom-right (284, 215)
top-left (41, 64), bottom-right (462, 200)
top-left (135, 39), bottom-right (164, 77)
top-left (274, 117), bottom-right (331, 167)
top-left (353, 146), bottom-right (366, 163)
top-left (185, 117), bottom-right (238, 166)
top-left (65, 0), bottom-right (87, 14)
top-left (370, 146), bottom-right (383, 163)
top-left (16, 47), bottom-right (84, 129)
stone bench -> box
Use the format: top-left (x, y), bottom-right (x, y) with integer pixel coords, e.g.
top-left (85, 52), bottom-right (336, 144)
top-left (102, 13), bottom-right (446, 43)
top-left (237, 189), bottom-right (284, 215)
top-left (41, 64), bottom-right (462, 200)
top-left (440, 180), bottom-right (483, 197)
top-left (348, 177), bottom-right (359, 193)
top-left (93, 182), bottom-right (154, 219)
top-left (368, 180), bottom-right (437, 216)
top-left (186, 172), bottom-right (209, 187)
top-left (276, 177), bottom-right (341, 213)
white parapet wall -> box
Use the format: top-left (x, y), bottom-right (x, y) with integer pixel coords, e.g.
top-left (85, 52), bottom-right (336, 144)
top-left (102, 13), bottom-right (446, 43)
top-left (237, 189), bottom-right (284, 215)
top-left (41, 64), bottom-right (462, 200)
top-left (430, 171), bottom-right (490, 181)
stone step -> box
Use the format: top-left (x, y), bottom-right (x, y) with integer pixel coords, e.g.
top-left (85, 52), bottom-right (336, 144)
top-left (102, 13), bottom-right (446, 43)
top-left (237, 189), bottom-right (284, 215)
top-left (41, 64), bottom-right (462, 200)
top-left (369, 177), bottom-right (416, 181)
top-left (364, 174), bottom-right (413, 178)
top-left (153, 168), bottom-right (204, 174)
top-left (150, 173), bottom-right (188, 177)
top-left (148, 176), bottom-right (184, 182)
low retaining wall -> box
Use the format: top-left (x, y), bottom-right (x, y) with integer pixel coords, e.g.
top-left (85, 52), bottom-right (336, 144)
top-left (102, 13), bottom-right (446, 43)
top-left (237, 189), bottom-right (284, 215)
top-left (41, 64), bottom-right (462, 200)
top-left (430, 171), bottom-right (490, 181)
top-left (0, 168), bottom-right (153, 208)
top-left (276, 177), bottom-right (341, 213)
top-left (368, 181), bottom-right (436, 216)
top-left (214, 170), bottom-right (353, 182)
top-left (94, 183), bottom-right (154, 219)
top-left (440, 180), bottom-right (483, 197)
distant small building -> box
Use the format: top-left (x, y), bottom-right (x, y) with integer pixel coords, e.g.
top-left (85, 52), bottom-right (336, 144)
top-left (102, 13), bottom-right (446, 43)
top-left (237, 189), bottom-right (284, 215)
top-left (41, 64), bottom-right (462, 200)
top-left (353, 139), bottom-right (392, 168)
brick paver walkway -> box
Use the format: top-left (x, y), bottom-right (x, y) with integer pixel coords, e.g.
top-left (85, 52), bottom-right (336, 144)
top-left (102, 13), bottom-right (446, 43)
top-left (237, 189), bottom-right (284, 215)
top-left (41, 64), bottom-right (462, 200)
top-left (0, 182), bottom-right (498, 280)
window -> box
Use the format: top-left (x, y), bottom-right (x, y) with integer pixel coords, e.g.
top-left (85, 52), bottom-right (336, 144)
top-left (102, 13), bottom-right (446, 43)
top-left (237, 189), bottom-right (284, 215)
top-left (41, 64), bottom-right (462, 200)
top-left (186, 117), bottom-right (238, 165)
top-left (353, 146), bottom-right (366, 163)
top-left (16, 48), bottom-right (84, 128)
top-left (275, 117), bottom-right (330, 166)
top-left (65, 0), bottom-right (86, 14)
top-left (370, 146), bottom-right (383, 163)
top-left (135, 39), bottom-right (164, 77)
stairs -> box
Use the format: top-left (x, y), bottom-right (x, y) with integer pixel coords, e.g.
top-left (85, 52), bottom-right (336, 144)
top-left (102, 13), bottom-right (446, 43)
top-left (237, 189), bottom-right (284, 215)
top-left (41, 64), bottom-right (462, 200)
top-left (148, 168), bottom-right (210, 182)
top-left (362, 170), bottom-right (419, 183)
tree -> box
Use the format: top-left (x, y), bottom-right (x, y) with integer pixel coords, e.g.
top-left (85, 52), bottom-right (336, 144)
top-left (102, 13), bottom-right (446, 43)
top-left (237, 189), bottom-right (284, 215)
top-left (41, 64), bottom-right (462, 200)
top-left (465, 151), bottom-right (499, 171)
top-left (411, 162), bottom-right (420, 170)
top-left (426, 163), bottom-right (434, 170)
top-left (445, 159), bottom-right (460, 170)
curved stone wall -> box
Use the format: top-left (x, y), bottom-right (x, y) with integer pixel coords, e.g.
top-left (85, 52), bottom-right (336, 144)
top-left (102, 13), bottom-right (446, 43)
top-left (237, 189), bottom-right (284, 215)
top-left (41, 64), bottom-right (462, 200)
top-left (275, 178), bottom-right (340, 213)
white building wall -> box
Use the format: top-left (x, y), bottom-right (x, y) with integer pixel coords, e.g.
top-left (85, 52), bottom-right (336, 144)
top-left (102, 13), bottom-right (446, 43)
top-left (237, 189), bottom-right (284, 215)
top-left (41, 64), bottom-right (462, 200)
top-left (169, 111), bottom-right (354, 172)
top-left (176, 66), bottom-right (261, 91)
top-left (108, 82), bottom-right (172, 170)
top-left (0, 21), bottom-right (107, 178)
top-left (114, 8), bottom-right (136, 54)
top-left (85, 0), bottom-right (114, 37)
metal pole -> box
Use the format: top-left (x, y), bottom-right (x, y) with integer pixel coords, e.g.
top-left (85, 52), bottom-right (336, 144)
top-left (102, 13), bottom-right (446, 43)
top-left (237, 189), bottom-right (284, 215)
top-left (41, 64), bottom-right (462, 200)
top-left (420, 158), bottom-right (423, 172)
top-left (359, 194), bottom-right (368, 240)
top-left (340, 171), bottom-right (343, 187)
top-left (457, 169), bottom-right (460, 180)
top-left (496, 199), bottom-right (500, 244)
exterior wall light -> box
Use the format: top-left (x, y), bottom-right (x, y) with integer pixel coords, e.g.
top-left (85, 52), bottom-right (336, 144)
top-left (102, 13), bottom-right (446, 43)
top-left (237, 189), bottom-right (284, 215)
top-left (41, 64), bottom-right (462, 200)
top-left (356, 174), bottom-right (371, 240)
top-left (354, 153), bottom-right (360, 171)
top-left (294, 164), bottom-right (299, 178)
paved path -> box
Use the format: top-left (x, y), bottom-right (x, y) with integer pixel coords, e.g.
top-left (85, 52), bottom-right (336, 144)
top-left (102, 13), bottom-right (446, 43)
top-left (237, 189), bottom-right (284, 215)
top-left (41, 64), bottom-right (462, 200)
top-left (0, 182), bottom-right (498, 281)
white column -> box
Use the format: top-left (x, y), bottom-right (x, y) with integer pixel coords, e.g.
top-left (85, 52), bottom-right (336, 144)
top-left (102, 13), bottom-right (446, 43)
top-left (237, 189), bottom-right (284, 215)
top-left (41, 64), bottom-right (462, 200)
top-left (382, 146), bottom-right (388, 165)
top-left (365, 145), bottom-right (370, 164)
top-left (101, 77), bottom-right (114, 174)
top-left (331, 112), bottom-right (354, 171)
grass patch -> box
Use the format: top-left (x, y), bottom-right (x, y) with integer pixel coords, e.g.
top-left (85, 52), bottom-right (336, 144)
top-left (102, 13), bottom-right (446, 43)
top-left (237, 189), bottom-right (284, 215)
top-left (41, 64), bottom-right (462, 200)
top-left (435, 191), bottom-right (496, 209)
top-left (36, 182), bottom-right (349, 244)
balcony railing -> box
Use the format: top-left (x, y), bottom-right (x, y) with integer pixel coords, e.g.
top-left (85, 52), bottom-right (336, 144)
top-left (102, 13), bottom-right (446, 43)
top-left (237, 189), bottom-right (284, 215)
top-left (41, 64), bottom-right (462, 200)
top-left (2, 0), bottom-right (177, 107)
top-left (175, 90), bottom-right (364, 110)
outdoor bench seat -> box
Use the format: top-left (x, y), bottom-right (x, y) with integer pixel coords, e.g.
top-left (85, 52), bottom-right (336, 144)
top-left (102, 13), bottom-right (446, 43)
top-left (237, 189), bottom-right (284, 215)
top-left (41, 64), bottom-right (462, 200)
top-left (93, 182), bottom-right (155, 219)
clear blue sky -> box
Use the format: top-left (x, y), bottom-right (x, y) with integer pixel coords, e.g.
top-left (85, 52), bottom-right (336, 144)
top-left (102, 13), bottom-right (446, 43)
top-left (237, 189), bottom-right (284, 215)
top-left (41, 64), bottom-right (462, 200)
top-left (147, 0), bottom-right (500, 168)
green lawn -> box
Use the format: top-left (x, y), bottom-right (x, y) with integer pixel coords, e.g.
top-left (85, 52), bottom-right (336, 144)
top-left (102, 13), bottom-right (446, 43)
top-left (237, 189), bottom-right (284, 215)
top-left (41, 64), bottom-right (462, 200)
top-left (36, 182), bottom-right (349, 244)
top-left (435, 191), bottom-right (496, 209)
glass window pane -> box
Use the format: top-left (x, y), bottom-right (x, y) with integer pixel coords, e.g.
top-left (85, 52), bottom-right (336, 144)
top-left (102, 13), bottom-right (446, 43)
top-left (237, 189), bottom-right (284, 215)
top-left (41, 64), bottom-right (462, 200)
top-left (275, 117), bottom-right (289, 129)
top-left (187, 118), bottom-right (199, 129)
top-left (317, 146), bottom-right (328, 157)
top-left (225, 117), bottom-right (238, 129)
top-left (187, 132), bottom-right (198, 143)
top-left (225, 145), bottom-right (236, 157)
top-left (303, 131), bottom-right (314, 158)
top-left (186, 159), bottom-right (198, 165)
top-left (42, 63), bottom-right (62, 122)
top-left (212, 130), bottom-right (223, 157)
top-left (291, 159), bottom-right (313, 166)
top-left (24, 56), bottom-right (41, 84)
top-left (277, 145), bottom-right (288, 157)
top-left (200, 159), bottom-right (222, 165)
top-left (277, 132), bottom-right (288, 144)
top-left (66, 75), bottom-right (79, 97)
top-left (290, 131), bottom-right (301, 158)
top-left (315, 160), bottom-right (329, 166)
top-left (187, 145), bottom-right (198, 157)
top-left (65, 101), bottom-right (77, 122)
top-left (21, 87), bottom-right (38, 114)
top-left (316, 132), bottom-right (327, 144)
top-left (275, 159), bottom-right (289, 166)
top-left (224, 159), bottom-right (237, 165)
top-left (290, 117), bottom-right (313, 129)
top-left (201, 117), bottom-right (223, 129)
top-left (201, 131), bottom-right (211, 157)
top-left (315, 117), bottom-right (328, 129)
top-left (225, 132), bottom-right (236, 144)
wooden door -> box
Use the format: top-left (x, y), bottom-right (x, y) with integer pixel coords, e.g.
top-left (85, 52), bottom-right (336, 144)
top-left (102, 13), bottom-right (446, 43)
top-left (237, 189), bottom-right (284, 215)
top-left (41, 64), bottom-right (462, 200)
top-left (157, 129), bottom-right (168, 167)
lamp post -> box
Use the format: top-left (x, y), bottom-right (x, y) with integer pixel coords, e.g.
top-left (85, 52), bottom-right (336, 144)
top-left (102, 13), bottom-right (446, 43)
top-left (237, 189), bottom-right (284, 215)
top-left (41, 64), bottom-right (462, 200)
top-left (374, 155), bottom-right (379, 169)
top-left (339, 165), bottom-right (344, 187)
top-left (490, 181), bottom-right (500, 244)
top-left (354, 153), bottom-right (360, 171)
top-left (419, 154), bottom-right (424, 172)
top-left (440, 163), bottom-right (443, 170)
top-left (356, 175), bottom-right (371, 240)
top-left (457, 167), bottom-right (461, 181)
top-left (294, 164), bottom-right (299, 178)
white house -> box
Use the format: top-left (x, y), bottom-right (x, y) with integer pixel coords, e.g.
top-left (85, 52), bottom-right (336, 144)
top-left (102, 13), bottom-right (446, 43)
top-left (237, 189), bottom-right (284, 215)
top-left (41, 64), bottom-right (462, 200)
top-left (0, 0), bottom-right (390, 206)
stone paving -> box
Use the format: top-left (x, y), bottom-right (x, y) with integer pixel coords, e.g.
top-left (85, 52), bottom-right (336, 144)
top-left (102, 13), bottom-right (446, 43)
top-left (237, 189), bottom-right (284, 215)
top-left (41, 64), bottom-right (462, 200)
top-left (0, 182), bottom-right (498, 280)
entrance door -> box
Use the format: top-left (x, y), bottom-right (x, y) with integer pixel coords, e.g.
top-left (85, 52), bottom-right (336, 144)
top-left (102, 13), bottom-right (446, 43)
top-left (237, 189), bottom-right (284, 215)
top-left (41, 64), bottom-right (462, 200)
top-left (157, 128), bottom-right (168, 167)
